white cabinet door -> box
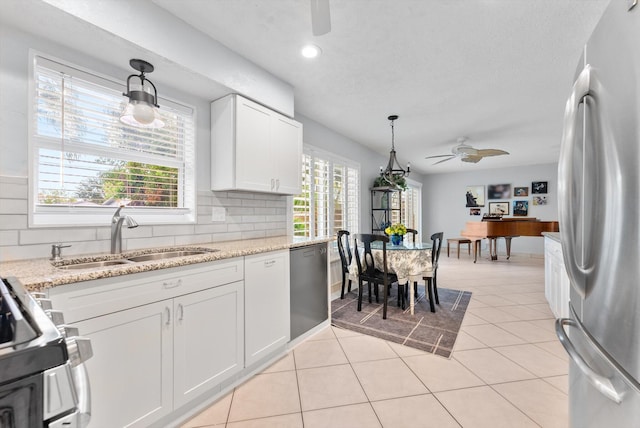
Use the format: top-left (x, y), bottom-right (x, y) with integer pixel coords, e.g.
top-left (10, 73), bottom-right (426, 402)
top-left (211, 94), bottom-right (302, 194)
top-left (244, 250), bottom-right (290, 366)
top-left (271, 115), bottom-right (302, 194)
top-left (544, 237), bottom-right (570, 319)
top-left (235, 97), bottom-right (273, 192)
top-left (77, 300), bottom-right (173, 428)
top-left (173, 281), bottom-right (244, 408)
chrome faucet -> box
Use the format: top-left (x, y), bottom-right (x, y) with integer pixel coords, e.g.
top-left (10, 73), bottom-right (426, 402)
top-left (111, 205), bottom-right (138, 254)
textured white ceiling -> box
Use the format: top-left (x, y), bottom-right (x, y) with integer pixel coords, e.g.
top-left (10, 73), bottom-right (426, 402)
top-left (153, 0), bottom-right (609, 174)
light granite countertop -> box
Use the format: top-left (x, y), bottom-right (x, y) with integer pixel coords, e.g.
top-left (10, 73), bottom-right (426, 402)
top-left (0, 236), bottom-right (333, 292)
top-left (542, 232), bottom-right (561, 243)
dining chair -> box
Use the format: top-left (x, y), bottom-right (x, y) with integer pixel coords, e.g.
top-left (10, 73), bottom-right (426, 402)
top-left (419, 232), bottom-right (444, 312)
top-left (406, 228), bottom-right (418, 244)
top-left (353, 234), bottom-right (398, 319)
top-left (337, 230), bottom-right (353, 299)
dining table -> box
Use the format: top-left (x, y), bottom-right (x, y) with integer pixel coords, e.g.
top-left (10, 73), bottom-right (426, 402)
top-left (348, 240), bottom-right (433, 315)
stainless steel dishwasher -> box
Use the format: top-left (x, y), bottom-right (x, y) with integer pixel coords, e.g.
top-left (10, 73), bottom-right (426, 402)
top-left (290, 243), bottom-right (328, 340)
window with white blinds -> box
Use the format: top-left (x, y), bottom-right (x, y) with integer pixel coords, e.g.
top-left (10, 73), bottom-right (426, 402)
top-left (30, 55), bottom-right (196, 226)
top-left (293, 147), bottom-right (359, 238)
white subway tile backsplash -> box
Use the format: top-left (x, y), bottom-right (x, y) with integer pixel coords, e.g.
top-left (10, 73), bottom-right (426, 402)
top-left (227, 192), bottom-right (254, 200)
top-left (174, 234), bottom-right (213, 246)
top-left (241, 215), bottom-right (266, 223)
top-left (0, 215), bottom-right (27, 230)
top-left (126, 236), bottom-right (175, 251)
top-left (241, 230), bottom-right (266, 240)
top-left (153, 225), bottom-right (195, 237)
top-left (20, 228), bottom-right (96, 245)
top-left (211, 232), bottom-right (243, 242)
top-left (0, 199), bottom-right (28, 214)
top-left (194, 223), bottom-right (228, 234)
top-left (0, 231), bottom-right (19, 246)
top-left (241, 199), bottom-right (267, 208)
top-left (228, 223), bottom-right (254, 232)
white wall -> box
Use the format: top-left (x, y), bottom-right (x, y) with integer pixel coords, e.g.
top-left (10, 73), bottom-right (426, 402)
top-left (422, 163), bottom-right (559, 255)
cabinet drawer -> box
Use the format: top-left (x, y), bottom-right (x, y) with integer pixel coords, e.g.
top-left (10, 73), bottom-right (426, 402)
top-left (48, 258), bottom-right (244, 323)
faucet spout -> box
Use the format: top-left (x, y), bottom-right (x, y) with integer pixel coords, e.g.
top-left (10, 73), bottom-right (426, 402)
top-left (111, 206), bottom-right (138, 254)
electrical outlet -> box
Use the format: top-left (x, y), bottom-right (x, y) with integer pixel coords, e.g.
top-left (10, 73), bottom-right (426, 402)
top-left (212, 207), bottom-right (226, 222)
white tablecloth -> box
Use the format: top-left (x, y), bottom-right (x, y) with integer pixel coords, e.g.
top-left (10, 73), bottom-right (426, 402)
top-left (347, 242), bottom-right (433, 314)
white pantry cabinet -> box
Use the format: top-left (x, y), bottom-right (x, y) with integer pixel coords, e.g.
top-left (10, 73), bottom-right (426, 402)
top-left (244, 250), bottom-right (290, 366)
top-left (211, 94), bottom-right (302, 194)
top-left (544, 236), bottom-right (570, 319)
top-left (48, 259), bottom-right (244, 428)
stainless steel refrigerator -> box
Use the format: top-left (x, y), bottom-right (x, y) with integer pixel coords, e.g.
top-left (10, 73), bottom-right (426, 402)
top-left (556, 1), bottom-right (640, 426)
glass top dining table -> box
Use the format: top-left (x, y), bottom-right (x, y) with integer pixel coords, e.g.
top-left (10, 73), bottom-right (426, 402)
top-left (349, 240), bottom-right (433, 315)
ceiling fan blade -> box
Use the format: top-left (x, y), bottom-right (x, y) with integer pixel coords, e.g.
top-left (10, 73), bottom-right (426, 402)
top-left (476, 149), bottom-right (509, 157)
top-left (433, 156), bottom-right (456, 165)
top-left (310, 0), bottom-right (331, 36)
top-left (425, 154), bottom-right (455, 159)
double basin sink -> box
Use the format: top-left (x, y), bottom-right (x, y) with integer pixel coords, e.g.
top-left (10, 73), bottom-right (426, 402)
top-left (54, 248), bottom-right (219, 270)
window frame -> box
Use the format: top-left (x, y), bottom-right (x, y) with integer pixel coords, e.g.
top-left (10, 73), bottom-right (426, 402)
top-left (293, 145), bottom-right (360, 239)
top-left (27, 51), bottom-right (197, 227)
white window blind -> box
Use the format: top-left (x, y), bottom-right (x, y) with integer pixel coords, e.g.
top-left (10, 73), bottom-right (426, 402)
top-left (293, 147), bottom-right (359, 238)
top-left (30, 55), bottom-right (196, 226)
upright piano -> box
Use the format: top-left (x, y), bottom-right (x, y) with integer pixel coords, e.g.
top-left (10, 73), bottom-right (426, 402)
top-left (461, 217), bottom-right (559, 262)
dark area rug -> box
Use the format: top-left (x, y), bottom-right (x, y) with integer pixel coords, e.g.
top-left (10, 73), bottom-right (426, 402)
top-left (331, 285), bottom-right (472, 358)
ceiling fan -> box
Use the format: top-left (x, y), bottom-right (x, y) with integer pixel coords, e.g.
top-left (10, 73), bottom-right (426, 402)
top-left (425, 137), bottom-right (509, 164)
top-left (310, 0), bottom-right (331, 36)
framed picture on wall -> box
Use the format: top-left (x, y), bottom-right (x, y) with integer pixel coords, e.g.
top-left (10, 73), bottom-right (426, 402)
top-left (513, 200), bottom-right (529, 216)
top-left (532, 181), bottom-right (548, 194)
top-left (470, 208), bottom-right (481, 216)
top-left (488, 202), bottom-right (509, 216)
top-left (533, 196), bottom-right (547, 205)
top-left (465, 185), bottom-right (485, 207)
top-left (514, 186), bottom-right (528, 197)
top-left (487, 184), bottom-right (511, 199)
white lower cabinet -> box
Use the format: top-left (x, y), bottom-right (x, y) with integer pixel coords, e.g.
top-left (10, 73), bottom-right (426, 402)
top-left (544, 236), bottom-right (570, 319)
top-left (76, 300), bottom-right (174, 427)
top-left (244, 250), bottom-right (290, 366)
top-left (173, 283), bottom-right (244, 408)
top-left (49, 259), bottom-right (245, 428)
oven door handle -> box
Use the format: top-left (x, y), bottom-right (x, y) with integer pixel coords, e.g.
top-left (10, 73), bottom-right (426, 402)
top-left (71, 363), bottom-right (92, 426)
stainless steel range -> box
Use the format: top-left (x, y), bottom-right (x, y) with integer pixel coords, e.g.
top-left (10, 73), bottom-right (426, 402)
top-left (0, 277), bottom-right (92, 428)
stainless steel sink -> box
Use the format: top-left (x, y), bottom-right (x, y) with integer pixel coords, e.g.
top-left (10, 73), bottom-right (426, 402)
top-left (57, 260), bottom-right (133, 270)
top-left (126, 250), bottom-right (217, 263)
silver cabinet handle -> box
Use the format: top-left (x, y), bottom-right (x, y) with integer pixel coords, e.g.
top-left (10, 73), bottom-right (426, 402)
top-left (276, 178), bottom-right (280, 190)
top-left (178, 303), bottom-right (184, 321)
top-left (558, 64), bottom-right (592, 298)
top-left (163, 279), bottom-right (182, 289)
top-left (165, 307), bottom-right (171, 326)
top-left (264, 259), bottom-right (276, 267)
top-left (556, 317), bottom-right (623, 403)
top-left (271, 178), bottom-right (275, 190)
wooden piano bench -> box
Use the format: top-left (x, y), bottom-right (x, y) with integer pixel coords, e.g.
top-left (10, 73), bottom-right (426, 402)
top-left (447, 238), bottom-right (472, 258)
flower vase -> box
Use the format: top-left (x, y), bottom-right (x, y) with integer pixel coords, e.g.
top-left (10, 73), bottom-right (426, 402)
top-left (391, 234), bottom-right (402, 245)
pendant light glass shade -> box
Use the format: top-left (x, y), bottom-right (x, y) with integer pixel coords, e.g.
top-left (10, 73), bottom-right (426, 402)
top-left (120, 59), bottom-right (164, 129)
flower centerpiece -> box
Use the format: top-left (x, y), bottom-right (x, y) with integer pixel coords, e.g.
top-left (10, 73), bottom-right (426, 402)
top-left (384, 223), bottom-right (407, 245)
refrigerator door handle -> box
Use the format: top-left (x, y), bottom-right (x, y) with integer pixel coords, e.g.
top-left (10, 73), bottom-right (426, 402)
top-left (556, 317), bottom-right (623, 404)
top-left (558, 64), bottom-right (593, 298)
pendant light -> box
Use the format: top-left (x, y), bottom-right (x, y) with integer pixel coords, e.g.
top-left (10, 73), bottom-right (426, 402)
top-left (120, 59), bottom-right (164, 129)
top-left (379, 115), bottom-right (410, 188)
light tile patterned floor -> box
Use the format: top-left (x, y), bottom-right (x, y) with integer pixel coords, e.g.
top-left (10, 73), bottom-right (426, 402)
top-left (182, 254), bottom-right (568, 428)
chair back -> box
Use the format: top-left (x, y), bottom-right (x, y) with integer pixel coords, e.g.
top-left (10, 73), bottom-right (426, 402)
top-left (353, 234), bottom-right (389, 279)
top-left (430, 232), bottom-right (444, 267)
top-left (337, 230), bottom-right (352, 273)
top-left (406, 228), bottom-right (418, 244)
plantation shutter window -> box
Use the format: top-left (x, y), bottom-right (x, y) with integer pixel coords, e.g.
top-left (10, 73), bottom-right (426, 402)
top-left (293, 147), bottom-right (360, 238)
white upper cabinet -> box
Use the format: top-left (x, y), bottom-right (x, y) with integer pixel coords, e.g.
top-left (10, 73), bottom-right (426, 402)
top-left (211, 94), bottom-right (302, 194)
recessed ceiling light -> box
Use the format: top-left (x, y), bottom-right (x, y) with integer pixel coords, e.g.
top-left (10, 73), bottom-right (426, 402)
top-left (301, 44), bottom-right (322, 59)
